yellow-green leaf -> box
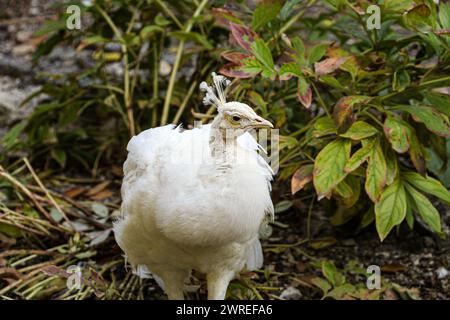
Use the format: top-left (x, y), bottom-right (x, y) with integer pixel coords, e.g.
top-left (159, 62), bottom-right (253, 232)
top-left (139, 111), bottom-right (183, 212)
top-left (344, 138), bottom-right (375, 173)
top-left (313, 117), bottom-right (336, 137)
top-left (375, 179), bottom-right (407, 241)
top-left (339, 121), bottom-right (379, 140)
top-left (403, 172), bottom-right (450, 205)
top-left (313, 139), bottom-right (351, 200)
top-left (404, 184), bottom-right (442, 234)
top-left (396, 105), bottom-right (450, 138)
top-left (365, 139), bottom-right (387, 202)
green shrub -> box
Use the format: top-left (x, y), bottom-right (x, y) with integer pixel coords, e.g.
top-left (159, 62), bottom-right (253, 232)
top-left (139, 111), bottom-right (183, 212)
top-left (2, 0), bottom-right (450, 241)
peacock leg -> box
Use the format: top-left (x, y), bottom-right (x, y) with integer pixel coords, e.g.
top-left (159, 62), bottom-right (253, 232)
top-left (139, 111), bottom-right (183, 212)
top-left (157, 269), bottom-right (188, 300)
top-left (207, 270), bottom-right (235, 300)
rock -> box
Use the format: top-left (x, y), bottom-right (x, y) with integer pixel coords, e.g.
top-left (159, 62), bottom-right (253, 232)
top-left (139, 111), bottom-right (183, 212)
top-left (12, 44), bottom-right (35, 56)
top-left (280, 286), bottom-right (302, 300)
top-left (0, 75), bottom-right (43, 126)
top-left (16, 30), bottom-right (33, 43)
top-left (159, 59), bottom-right (171, 76)
top-left (436, 267), bottom-right (449, 279)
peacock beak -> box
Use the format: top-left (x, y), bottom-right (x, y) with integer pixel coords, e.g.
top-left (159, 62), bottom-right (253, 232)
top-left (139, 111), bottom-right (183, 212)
top-left (251, 115), bottom-right (274, 129)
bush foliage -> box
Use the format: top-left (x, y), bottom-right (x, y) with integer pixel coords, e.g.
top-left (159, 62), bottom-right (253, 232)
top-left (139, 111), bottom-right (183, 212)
top-left (2, 0), bottom-right (450, 241)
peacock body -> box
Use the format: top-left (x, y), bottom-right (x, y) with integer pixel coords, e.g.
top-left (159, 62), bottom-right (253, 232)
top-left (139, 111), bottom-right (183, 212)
top-left (114, 73), bottom-right (274, 299)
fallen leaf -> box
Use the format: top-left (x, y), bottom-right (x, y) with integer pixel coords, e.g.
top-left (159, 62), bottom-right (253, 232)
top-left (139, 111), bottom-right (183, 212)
top-left (64, 187), bottom-right (86, 199)
top-left (381, 263), bottom-right (407, 273)
top-left (91, 189), bottom-right (113, 200)
top-left (310, 237), bottom-right (338, 249)
top-left (87, 181), bottom-right (111, 197)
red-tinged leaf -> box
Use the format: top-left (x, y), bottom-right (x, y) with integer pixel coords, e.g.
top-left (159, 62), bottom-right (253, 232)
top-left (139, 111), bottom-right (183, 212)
top-left (219, 63), bottom-right (252, 78)
top-left (212, 8), bottom-right (242, 27)
top-left (313, 139), bottom-right (351, 200)
top-left (375, 179), bottom-right (407, 241)
top-left (327, 47), bottom-right (361, 80)
top-left (333, 96), bottom-right (371, 133)
top-left (297, 84), bottom-right (312, 109)
top-left (229, 22), bottom-right (258, 53)
top-left (221, 51), bottom-right (251, 63)
top-left (314, 57), bottom-right (348, 76)
top-left (365, 139), bottom-right (387, 203)
top-left (385, 148), bottom-right (398, 186)
top-left (384, 117), bottom-right (410, 153)
top-left (406, 126), bottom-right (426, 176)
top-left (291, 164), bottom-right (314, 195)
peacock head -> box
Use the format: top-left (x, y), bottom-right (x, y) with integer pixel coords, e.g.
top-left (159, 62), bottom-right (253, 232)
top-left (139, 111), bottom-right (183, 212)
top-left (200, 73), bottom-right (273, 133)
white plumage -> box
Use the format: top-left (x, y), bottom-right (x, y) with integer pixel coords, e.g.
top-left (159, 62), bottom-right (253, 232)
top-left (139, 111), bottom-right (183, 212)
top-left (114, 73), bottom-right (274, 300)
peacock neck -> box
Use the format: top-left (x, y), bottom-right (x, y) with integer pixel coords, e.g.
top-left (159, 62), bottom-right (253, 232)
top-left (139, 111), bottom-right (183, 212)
top-left (209, 114), bottom-right (238, 159)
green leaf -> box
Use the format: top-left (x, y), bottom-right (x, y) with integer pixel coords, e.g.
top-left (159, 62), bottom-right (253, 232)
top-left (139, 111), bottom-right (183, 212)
top-left (393, 69), bottom-right (411, 92)
top-left (439, 2), bottom-right (450, 29)
top-left (310, 277), bottom-right (332, 295)
top-left (313, 139), bottom-right (351, 199)
top-left (313, 117), bottom-right (337, 137)
top-left (274, 200), bottom-right (293, 214)
top-left (140, 25), bottom-right (163, 39)
top-left (404, 3), bottom-right (432, 28)
top-left (396, 105), bottom-right (450, 137)
top-left (279, 62), bottom-right (303, 79)
top-left (322, 261), bottom-right (346, 287)
top-left (422, 91), bottom-right (450, 116)
top-left (334, 175), bottom-right (361, 208)
top-left (250, 39), bottom-right (275, 69)
top-left (365, 139), bottom-right (388, 203)
top-left (291, 36), bottom-right (306, 64)
top-left (51, 149), bottom-right (66, 167)
top-left (344, 138), bottom-right (375, 173)
top-left (383, 117), bottom-right (410, 153)
top-left (339, 121), bottom-right (379, 140)
top-left (279, 0), bottom-right (303, 21)
top-left (169, 31), bottom-right (213, 50)
top-left (327, 283), bottom-right (356, 299)
top-left (403, 172), bottom-right (450, 205)
top-left (33, 19), bottom-right (66, 36)
top-left (404, 183), bottom-right (442, 234)
top-left (2, 121), bottom-right (27, 149)
top-left (308, 44), bottom-right (328, 64)
top-left (385, 148), bottom-right (399, 186)
top-left (252, 1), bottom-right (282, 31)
top-left (375, 179), bottom-right (407, 241)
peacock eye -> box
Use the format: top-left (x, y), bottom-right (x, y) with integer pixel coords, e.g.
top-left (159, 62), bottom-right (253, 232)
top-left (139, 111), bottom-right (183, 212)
top-left (232, 115), bottom-right (241, 122)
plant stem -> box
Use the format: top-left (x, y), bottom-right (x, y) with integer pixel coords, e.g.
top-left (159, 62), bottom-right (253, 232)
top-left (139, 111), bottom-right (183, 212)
top-left (160, 0), bottom-right (209, 125)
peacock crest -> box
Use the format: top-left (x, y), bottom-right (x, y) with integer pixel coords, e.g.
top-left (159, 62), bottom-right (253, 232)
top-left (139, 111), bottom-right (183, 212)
top-left (199, 72), bottom-right (231, 110)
